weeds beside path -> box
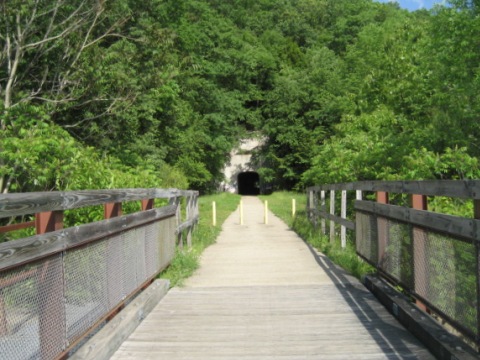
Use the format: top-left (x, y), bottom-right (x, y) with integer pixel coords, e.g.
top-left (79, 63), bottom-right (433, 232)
top-left (160, 193), bottom-right (240, 287)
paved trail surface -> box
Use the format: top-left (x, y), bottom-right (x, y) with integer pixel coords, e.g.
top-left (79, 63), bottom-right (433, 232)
top-left (111, 196), bottom-right (433, 359)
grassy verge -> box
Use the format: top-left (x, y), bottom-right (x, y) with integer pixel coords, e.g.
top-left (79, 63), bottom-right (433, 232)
top-left (260, 191), bottom-right (374, 280)
top-left (259, 191), bottom-right (306, 227)
top-left (159, 192), bottom-right (240, 287)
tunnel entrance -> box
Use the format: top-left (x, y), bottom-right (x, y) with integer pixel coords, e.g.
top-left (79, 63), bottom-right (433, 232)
top-left (238, 172), bottom-right (260, 195)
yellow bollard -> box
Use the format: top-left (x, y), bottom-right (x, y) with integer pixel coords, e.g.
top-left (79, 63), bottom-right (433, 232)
top-left (212, 201), bottom-right (217, 226)
top-left (264, 200), bottom-right (268, 225)
top-left (292, 199), bottom-right (296, 217)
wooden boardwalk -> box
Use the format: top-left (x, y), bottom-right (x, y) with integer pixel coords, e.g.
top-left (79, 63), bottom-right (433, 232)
top-left (111, 197), bottom-right (434, 359)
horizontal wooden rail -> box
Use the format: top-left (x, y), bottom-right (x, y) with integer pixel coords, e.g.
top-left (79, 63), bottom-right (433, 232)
top-left (0, 206), bottom-right (177, 272)
top-left (355, 200), bottom-right (479, 243)
top-left (176, 218), bottom-right (198, 234)
top-left (308, 208), bottom-right (355, 230)
top-left (308, 179), bottom-right (480, 199)
top-left (0, 188), bottom-right (197, 219)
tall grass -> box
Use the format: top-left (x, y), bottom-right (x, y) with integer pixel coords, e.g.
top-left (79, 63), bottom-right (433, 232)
top-left (159, 192), bottom-right (240, 287)
top-left (260, 191), bottom-right (374, 280)
top-left (259, 191), bottom-right (306, 227)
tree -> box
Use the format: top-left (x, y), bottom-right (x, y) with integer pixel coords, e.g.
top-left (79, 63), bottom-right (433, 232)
top-left (422, 4), bottom-right (480, 155)
top-left (0, 0), bottom-right (128, 119)
top-left (0, 0), bottom-right (130, 193)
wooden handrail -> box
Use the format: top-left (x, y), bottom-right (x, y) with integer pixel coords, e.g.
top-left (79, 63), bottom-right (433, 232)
top-left (307, 180), bottom-right (480, 346)
top-left (0, 188), bottom-right (199, 219)
top-left (307, 179), bottom-right (480, 199)
top-left (0, 188), bottom-right (199, 360)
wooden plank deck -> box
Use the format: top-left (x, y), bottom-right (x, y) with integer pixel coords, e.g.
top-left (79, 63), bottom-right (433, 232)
top-left (111, 196), bottom-right (434, 359)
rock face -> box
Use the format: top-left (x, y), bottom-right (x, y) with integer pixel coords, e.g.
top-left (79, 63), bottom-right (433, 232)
top-left (222, 138), bottom-right (262, 194)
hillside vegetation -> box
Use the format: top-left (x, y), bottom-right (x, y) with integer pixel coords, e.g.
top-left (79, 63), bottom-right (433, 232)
top-left (1, 0), bottom-right (480, 194)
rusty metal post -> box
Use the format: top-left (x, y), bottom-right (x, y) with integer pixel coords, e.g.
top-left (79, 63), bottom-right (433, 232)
top-left (104, 202), bottom-right (122, 219)
top-left (35, 211), bottom-right (63, 234)
top-left (376, 191), bottom-right (389, 268)
top-left (141, 199), bottom-right (154, 211)
top-left (35, 211), bottom-right (66, 360)
top-left (411, 194), bottom-right (428, 312)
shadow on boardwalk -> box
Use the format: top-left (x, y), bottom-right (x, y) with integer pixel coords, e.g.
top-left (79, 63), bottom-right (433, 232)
top-left (111, 196), bottom-right (433, 359)
top-left (304, 241), bottom-right (433, 359)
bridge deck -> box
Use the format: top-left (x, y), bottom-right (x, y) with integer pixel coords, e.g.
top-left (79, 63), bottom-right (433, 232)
top-left (111, 197), bottom-right (433, 359)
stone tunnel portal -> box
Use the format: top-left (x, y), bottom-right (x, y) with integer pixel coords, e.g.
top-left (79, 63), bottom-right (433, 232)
top-left (237, 172), bottom-right (260, 195)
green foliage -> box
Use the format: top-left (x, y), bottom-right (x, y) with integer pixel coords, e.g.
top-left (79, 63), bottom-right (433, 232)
top-left (259, 191), bottom-right (306, 227)
top-left (0, 111), bottom-right (188, 194)
top-left (160, 192), bottom-right (241, 287)
top-left (2, 0), bottom-right (480, 195)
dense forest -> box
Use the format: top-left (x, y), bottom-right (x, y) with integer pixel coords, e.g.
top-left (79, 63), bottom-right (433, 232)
top-left (1, 0), bottom-right (480, 194)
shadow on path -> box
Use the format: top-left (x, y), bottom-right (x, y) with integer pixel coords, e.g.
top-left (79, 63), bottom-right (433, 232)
top-left (303, 239), bottom-right (434, 359)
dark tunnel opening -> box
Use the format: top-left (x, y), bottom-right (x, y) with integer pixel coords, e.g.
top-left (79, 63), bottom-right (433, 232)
top-left (237, 172), bottom-right (260, 195)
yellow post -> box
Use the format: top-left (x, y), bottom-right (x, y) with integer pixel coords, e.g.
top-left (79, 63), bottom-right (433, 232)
top-left (240, 200), bottom-right (244, 225)
top-left (292, 199), bottom-right (296, 217)
top-left (264, 200), bottom-right (268, 225)
top-left (212, 201), bottom-right (217, 226)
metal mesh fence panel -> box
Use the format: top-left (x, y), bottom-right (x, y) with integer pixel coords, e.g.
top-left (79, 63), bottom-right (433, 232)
top-left (381, 220), bottom-right (414, 289)
top-left (145, 222), bottom-right (161, 277)
top-left (64, 241), bottom-right (109, 344)
top-left (160, 217), bottom-right (176, 270)
top-left (355, 211), bottom-right (378, 265)
top-left (416, 231), bottom-right (477, 337)
top-left (357, 209), bottom-right (478, 339)
top-left (0, 215), bottom-right (176, 360)
top-left (0, 254), bottom-right (65, 360)
top-left (65, 219), bottom-right (174, 347)
top-left (121, 229), bottom-right (142, 298)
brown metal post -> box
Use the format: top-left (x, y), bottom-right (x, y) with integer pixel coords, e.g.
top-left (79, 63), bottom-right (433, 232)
top-left (35, 211), bottom-right (63, 234)
top-left (377, 191), bottom-right (389, 269)
top-left (141, 199), bottom-right (154, 211)
top-left (104, 202), bottom-right (122, 219)
top-left (411, 194), bottom-right (428, 312)
top-left (35, 211), bottom-right (66, 360)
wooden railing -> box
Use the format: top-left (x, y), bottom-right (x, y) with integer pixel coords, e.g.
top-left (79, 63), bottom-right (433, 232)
top-left (307, 180), bottom-right (480, 345)
top-left (0, 188), bottom-right (198, 360)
